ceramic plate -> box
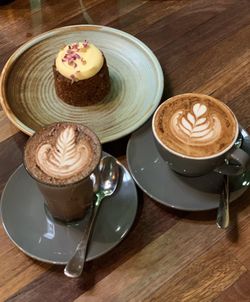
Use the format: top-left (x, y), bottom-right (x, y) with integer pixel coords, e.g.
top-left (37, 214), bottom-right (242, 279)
top-left (127, 120), bottom-right (250, 211)
top-left (0, 153), bottom-right (138, 264)
top-left (0, 25), bottom-right (163, 143)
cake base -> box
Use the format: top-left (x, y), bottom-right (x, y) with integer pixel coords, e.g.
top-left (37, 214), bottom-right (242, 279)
top-left (53, 57), bottom-right (110, 106)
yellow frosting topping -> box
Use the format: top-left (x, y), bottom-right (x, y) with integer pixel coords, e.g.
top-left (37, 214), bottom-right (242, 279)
top-left (55, 41), bottom-right (104, 81)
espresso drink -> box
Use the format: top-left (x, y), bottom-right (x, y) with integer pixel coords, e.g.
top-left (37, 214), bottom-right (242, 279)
top-left (153, 93), bottom-right (237, 158)
top-left (24, 122), bottom-right (102, 221)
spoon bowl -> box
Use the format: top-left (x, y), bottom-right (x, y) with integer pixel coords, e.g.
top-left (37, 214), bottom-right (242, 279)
top-left (96, 155), bottom-right (120, 201)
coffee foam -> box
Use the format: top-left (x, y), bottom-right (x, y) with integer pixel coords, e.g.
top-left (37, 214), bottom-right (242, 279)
top-left (24, 123), bottom-right (101, 185)
top-left (154, 94), bottom-right (237, 158)
top-left (36, 126), bottom-right (93, 179)
top-left (171, 102), bottom-right (221, 145)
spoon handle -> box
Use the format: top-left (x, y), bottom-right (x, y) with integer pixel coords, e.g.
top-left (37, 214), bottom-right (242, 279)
top-left (217, 175), bottom-right (230, 229)
top-left (64, 194), bottom-right (102, 278)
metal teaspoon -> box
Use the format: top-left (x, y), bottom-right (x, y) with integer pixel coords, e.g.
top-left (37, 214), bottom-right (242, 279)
top-left (216, 134), bottom-right (243, 229)
top-left (64, 155), bottom-right (120, 278)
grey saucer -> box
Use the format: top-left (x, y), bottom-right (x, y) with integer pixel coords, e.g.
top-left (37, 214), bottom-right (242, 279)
top-left (127, 120), bottom-right (250, 211)
top-left (0, 153), bottom-right (138, 264)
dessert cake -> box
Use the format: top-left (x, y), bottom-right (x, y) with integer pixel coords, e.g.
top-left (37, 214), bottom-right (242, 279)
top-left (53, 40), bottom-right (110, 106)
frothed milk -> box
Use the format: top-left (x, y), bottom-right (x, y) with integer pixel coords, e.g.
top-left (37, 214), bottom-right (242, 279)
top-left (153, 94), bottom-right (237, 158)
top-left (24, 122), bottom-right (101, 185)
top-left (24, 122), bottom-right (102, 221)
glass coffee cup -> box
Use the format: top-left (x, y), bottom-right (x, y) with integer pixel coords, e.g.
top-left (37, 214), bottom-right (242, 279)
top-left (24, 122), bottom-right (102, 222)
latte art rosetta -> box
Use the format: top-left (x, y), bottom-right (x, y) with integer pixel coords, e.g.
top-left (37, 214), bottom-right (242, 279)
top-left (154, 94), bottom-right (237, 157)
top-left (36, 127), bottom-right (92, 179)
top-left (171, 103), bottom-right (221, 145)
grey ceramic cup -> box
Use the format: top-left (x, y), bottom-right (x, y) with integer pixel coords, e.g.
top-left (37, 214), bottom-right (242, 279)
top-left (152, 98), bottom-right (249, 177)
top-left (23, 123), bottom-right (102, 222)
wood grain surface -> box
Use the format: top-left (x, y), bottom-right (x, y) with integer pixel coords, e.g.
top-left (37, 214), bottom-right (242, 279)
top-left (0, 0), bottom-right (250, 301)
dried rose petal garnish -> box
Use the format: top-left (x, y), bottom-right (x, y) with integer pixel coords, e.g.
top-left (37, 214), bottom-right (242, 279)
top-left (71, 43), bottom-right (80, 51)
top-left (68, 61), bottom-right (77, 68)
top-left (70, 74), bottom-right (78, 84)
top-left (61, 41), bottom-right (89, 67)
top-left (83, 40), bottom-right (89, 48)
top-left (81, 58), bottom-right (86, 64)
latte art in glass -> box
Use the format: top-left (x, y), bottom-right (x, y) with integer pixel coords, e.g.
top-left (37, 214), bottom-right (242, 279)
top-left (171, 103), bottom-right (221, 145)
top-left (153, 94), bottom-right (237, 157)
top-left (24, 122), bottom-right (101, 185)
top-left (36, 127), bottom-right (92, 179)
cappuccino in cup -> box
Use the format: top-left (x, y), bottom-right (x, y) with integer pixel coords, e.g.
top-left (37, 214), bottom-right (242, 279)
top-left (153, 93), bottom-right (249, 176)
top-left (153, 93), bottom-right (237, 158)
top-left (24, 122), bottom-right (102, 221)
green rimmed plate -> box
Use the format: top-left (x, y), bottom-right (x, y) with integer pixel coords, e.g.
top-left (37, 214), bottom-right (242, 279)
top-left (0, 25), bottom-right (163, 143)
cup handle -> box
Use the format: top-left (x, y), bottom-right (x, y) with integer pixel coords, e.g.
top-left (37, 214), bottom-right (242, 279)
top-left (215, 148), bottom-right (250, 176)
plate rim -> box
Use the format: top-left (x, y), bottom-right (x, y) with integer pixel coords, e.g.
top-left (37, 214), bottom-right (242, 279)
top-left (0, 24), bottom-right (164, 142)
top-left (0, 154), bottom-right (138, 264)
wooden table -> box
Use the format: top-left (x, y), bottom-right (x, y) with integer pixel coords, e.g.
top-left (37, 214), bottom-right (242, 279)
top-left (0, 1), bottom-right (250, 301)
